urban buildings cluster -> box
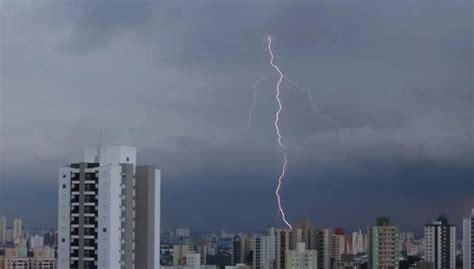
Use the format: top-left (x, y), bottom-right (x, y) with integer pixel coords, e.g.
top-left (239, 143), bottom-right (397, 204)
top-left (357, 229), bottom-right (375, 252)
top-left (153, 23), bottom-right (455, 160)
top-left (0, 145), bottom-right (473, 269)
top-left (0, 217), bottom-right (56, 269)
top-left (161, 211), bottom-right (474, 269)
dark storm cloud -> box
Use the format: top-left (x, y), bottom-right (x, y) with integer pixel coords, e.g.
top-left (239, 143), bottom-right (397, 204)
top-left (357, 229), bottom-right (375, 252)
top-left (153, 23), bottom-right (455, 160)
top-left (0, 0), bottom-right (472, 231)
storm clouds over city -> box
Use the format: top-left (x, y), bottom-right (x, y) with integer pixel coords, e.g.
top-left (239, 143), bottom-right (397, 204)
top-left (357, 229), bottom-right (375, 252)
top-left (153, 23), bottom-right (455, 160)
top-left (1, 0), bottom-right (472, 231)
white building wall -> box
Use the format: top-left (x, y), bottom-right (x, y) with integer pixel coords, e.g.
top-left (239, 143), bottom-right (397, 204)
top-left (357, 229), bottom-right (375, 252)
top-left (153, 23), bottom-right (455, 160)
top-left (97, 165), bottom-right (122, 269)
top-left (58, 167), bottom-right (72, 269)
top-left (154, 169), bottom-right (161, 269)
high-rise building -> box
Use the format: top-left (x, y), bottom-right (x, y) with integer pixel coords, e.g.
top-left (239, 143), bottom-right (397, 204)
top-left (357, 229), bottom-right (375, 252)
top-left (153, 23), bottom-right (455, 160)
top-left (291, 219), bottom-right (332, 269)
top-left (58, 145), bottom-right (161, 269)
top-left (252, 228), bottom-right (276, 269)
top-left (285, 242), bottom-right (318, 269)
top-left (315, 228), bottom-right (332, 269)
top-left (331, 228), bottom-right (346, 262)
top-left (368, 217), bottom-right (400, 269)
top-left (276, 229), bottom-right (291, 269)
top-left (135, 165), bottom-right (161, 269)
top-left (13, 219), bottom-right (22, 241)
top-left (0, 216), bottom-right (6, 245)
top-left (352, 230), bottom-right (367, 255)
top-left (233, 235), bottom-right (243, 265)
top-left (424, 214), bottom-right (456, 269)
top-left (173, 244), bottom-right (190, 265)
top-left (462, 209), bottom-right (474, 269)
top-left (292, 219), bottom-right (315, 249)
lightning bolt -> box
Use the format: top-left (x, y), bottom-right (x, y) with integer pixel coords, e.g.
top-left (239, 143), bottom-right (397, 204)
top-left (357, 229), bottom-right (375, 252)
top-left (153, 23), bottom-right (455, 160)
top-left (241, 71), bottom-right (274, 134)
top-left (265, 36), bottom-right (343, 230)
top-left (267, 36), bottom-right (293, 230)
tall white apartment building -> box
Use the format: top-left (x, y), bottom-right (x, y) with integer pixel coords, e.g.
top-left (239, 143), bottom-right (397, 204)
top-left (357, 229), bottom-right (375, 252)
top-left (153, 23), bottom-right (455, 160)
top-left (58, 145), bottom-right (161, 269)
top-left (463, 209), bottom-right (474, 269)
top-left (424, 215), bottom-right (456, 269)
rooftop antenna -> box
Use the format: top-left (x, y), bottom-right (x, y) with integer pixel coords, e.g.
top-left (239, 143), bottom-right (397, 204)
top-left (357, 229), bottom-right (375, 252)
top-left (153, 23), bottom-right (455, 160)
top-left (97, 127), bottom-right (104, 163)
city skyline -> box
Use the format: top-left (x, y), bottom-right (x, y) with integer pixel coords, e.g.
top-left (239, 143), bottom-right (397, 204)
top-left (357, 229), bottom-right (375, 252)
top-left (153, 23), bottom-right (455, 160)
top-left (1, 0), bottom-right (473, 232)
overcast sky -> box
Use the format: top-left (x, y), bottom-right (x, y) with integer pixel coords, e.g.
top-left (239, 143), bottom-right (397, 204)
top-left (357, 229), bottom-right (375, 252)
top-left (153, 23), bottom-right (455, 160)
top-left (0, 0), bottom-right (472, 232)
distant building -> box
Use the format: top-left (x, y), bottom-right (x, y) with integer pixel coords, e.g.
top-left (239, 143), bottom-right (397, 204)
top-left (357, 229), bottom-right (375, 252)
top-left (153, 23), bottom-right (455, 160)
top-left (57, 145), bottom-right (161, 269)
top-left (186, 253), bottom-right (202, 269)
top-left (221, 230), bottom-right (234, 239)
top-left (252, 228), bottom-right (276, 269)
top-left (12, 219), bottom-right (22, 241)
top-left (232, 235), bottom-right (243, 265)
top-left (285, 242), bottom-right (317, 269)
top-left (0, 217), bottom-right (6, 245)
top-left (291, 219), bottom-right (332, 269)
top-left (176, 228), bottom-right (191, 238)
top-left (30, 234), bottom-right (44, 249)
top-left (275, 229), bottom-right (291, 269)
top-left (174, 244), bottom-right (191, 266)
top-left (463, 208), bottom-right (474, 269)
top-left (331, 228), bottom-right (346, 262)
top-left (2, 247), bottom-right (29, 269)
top-left (424, 214), bottom-right (456, 269)
top-left (314, 228), bottom-right (332, 269)
top-left (333, 253), bottom-right (363, 269)
top-left (30, 247), bottom-right (56, 269)
top-left (368, 217), bottom-right (400, 269)
top-left (352, 230), bottom-right (368, 254)
top-left (14, 238), bottom-right (27, 248)
top-left (5, 229), bottom-right (13, 243)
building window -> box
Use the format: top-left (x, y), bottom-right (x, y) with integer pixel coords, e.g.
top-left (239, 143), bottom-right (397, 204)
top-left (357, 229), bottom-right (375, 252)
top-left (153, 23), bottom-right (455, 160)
top-left (103, 228), bottom-right (107, 233)
top-left (62, 238), bottom-right (65, 243)
top-left (126, 157), bottom-right (130, 162)
top-left (62, 184), bottom-right (66, 189)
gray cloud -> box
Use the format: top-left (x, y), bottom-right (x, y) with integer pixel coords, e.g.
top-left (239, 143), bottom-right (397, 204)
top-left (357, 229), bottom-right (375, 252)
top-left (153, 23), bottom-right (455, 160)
top-left (1, 0), bottom-right (472, 231)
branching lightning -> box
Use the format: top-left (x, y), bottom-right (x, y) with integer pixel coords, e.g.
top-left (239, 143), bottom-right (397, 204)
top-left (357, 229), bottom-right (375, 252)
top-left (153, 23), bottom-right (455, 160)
top-left (242, 35), bottom-right (343, 230)
top-left (241, 71), bottom-right (274, 134)
top-left (284, 77), bottom-right (344, 144)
